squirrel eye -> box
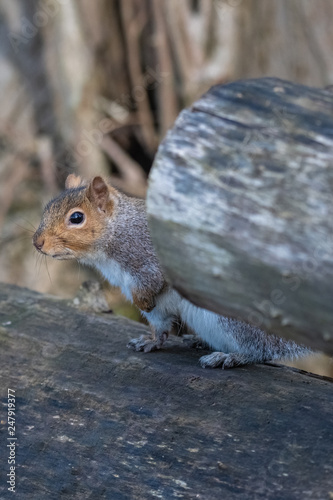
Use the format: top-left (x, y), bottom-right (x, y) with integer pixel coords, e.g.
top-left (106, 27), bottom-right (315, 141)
top-left (69, 211), bottom-right (85, 225)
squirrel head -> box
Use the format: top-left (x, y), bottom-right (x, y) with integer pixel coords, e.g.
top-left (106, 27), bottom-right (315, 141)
top-left (33, 175), bottom-right (119, 260)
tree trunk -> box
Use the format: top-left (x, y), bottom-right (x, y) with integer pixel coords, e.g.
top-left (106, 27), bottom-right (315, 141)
top-left (147, 77), bottom-right (333, 355)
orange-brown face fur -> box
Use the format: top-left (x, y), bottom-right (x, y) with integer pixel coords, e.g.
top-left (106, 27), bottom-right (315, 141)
top-left (33, 175), bottom-right (116, 260)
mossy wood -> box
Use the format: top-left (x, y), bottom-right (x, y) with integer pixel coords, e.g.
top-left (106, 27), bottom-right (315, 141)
top-left (0, 283), bottom-right (333, 499)
top-left (147, 77), bottom-right (333, 355)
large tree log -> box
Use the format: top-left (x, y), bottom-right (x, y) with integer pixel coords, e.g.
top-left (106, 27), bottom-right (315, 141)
top-left (0, 283), bottom-right (333, 498)
top-left (147, 77), bottom-right (333, 355)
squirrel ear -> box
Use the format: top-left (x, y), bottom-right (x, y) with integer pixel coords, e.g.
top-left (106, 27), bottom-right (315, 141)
top-left (65, 174), bottom-right (84, 189)
top-left (87, 176), bottom-right (110, 212)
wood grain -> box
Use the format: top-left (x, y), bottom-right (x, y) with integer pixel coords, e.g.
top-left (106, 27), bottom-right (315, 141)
top-left (0, 283), bottom-right (332, 498)
top-left (147, 77), bottom-right (333, 355)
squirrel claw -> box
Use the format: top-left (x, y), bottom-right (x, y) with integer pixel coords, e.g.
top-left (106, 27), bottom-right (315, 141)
top-left (127, 335), bottom-right (161, 353)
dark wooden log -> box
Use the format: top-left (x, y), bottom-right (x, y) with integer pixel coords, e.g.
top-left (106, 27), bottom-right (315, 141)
top-left (147, 77), bottom-right (333, 355)
top-left (0, 283), bottom-right (333, 498)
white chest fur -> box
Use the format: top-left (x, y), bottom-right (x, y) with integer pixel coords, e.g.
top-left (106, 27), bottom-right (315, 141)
top-left (82, 255), bottom-right (137, 301)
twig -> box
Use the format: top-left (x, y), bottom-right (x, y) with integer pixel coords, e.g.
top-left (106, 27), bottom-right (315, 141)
top-left (101, 135), bottom-right (147, 198)
top-left (0, 155), bottom-right (29, 231)
top-left (151, 0), bottom-right (179, 137)
top-left (120, 0), bottom-right (158, 153)
top-left (35, 135), bottom-right (57, 195)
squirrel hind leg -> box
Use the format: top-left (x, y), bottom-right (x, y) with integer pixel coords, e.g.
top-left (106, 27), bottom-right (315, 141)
top-left (200, 352), bottom-right (261, 369)
top-left (200, 352), bottom-right (229, 368)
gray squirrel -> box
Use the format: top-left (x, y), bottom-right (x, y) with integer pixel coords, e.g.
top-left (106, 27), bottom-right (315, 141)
top-left (33, 174), bottom-right (311, 369)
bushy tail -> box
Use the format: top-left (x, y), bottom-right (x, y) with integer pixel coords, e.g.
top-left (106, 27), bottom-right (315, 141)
top-left (179, 298), bottom-right (312, 369)
top-left (228, 317), bottom-right (313, 364)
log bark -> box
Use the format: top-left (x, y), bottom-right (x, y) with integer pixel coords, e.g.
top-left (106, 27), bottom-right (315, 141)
top-left (0, 283), bottom-right (333, 498)
top-left (147, 77), bottom-right (333, 355)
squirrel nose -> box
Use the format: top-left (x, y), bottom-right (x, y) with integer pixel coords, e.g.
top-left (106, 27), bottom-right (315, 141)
top-left (33, 235), bottom-right (45, 251)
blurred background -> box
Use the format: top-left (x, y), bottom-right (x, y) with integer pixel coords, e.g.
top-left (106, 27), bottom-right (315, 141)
top-left (0, 0), bottom-right (332, 374)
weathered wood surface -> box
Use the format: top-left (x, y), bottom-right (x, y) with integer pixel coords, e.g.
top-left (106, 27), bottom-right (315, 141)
top-left (0, 283), bottom-right (333, 499)
top-left (147, 77), bottom-right (333, 355)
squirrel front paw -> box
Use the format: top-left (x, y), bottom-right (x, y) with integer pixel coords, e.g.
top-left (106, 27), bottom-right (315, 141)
top-left (127, 334), bottom-right (167, 353)
top-left (200, 352), bottom-right (249, 369)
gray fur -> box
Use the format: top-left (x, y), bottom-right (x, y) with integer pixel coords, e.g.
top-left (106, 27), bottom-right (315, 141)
top-left (34, 180), bottom-right (312, 369)
top-left (107, 195), bottom-right (165, 297)
top-left (134, 287), bottom-right (312, 369)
